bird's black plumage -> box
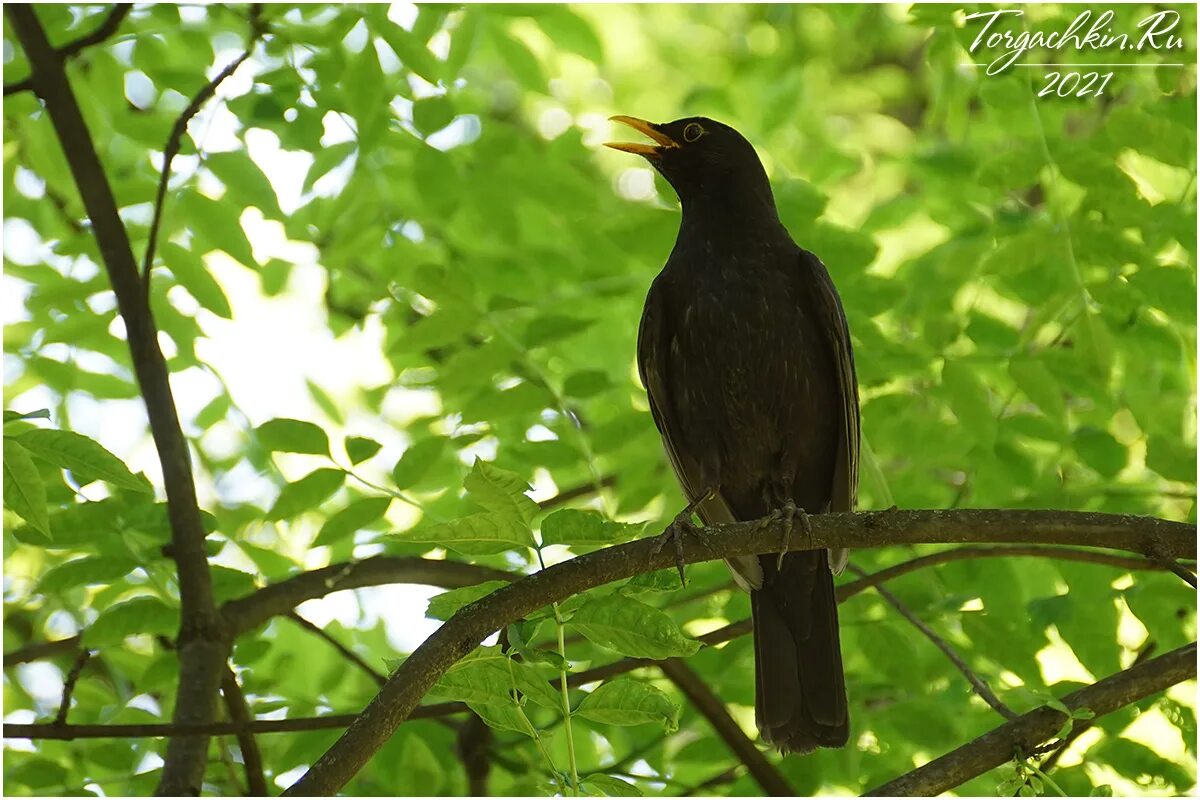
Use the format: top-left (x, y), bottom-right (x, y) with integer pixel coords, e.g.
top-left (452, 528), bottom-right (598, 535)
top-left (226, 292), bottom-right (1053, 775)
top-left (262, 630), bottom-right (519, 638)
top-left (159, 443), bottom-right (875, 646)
top-left (609, 116), bottom-right (860, 754)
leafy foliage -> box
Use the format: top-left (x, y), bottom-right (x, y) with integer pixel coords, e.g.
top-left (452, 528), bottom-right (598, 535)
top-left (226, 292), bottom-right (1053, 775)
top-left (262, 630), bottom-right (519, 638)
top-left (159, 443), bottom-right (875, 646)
top-left (3, 3), bottom-right (1195, 797)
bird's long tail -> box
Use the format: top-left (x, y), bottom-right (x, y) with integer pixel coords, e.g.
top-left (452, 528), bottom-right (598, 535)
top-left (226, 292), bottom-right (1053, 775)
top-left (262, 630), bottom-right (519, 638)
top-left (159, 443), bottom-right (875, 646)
top-left (752, 548), bottom-right (849, 754)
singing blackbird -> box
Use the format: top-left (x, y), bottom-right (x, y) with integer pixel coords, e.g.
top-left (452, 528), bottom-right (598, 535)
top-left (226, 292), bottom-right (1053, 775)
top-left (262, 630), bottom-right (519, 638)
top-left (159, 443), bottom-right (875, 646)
top-left (607, 115), bottom-right (859, 754)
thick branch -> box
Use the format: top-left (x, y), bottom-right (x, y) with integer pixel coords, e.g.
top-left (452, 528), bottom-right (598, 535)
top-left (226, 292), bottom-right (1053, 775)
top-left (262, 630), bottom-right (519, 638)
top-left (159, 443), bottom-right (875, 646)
top-left (281, 508), bottom-right (1193, 795)
top-left (864, 642), bottom-right (1196, 796)
top-left (3, 4), bottom-right (131, 96)
top-left (658, 659), bottom-right (794, 796)
top-left (5, 8), bottom-right (227, 794)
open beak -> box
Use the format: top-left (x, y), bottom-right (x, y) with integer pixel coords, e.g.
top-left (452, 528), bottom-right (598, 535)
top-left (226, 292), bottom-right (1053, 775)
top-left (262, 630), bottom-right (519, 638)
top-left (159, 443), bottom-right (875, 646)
top-left (604, 115), bottom-right (679, 156)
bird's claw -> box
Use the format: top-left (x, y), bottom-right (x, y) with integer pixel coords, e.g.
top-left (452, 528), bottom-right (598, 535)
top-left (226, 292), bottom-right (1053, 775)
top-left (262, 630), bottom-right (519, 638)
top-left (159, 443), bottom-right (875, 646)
top-left (651, 508), bottom-right (712, 587)
top-left (766, 500), bottom-right (812, 570)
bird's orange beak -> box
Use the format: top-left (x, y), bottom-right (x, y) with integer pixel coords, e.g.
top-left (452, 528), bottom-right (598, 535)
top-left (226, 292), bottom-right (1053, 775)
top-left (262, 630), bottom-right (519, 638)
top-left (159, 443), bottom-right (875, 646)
top-left (604, 115), bottom-right (679, 156)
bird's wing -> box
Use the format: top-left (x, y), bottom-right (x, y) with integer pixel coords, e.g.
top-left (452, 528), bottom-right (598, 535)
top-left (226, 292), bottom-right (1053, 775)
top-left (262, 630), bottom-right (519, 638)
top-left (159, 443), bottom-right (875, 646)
top-left (638, 276), bottom-right (755, 586)
top-left (799, 248), bottom-right (860, 517)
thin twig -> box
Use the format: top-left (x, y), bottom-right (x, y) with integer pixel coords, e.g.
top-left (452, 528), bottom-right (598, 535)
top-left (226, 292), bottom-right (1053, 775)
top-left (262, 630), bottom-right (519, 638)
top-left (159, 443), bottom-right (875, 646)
top-left (1159, 559), bottom-right (1198, 588)
top-left (3, 4), bottom-right (132, 96)
top-left (52, 649), bottom-right (92, 726)
top-left (850, 564), bottom-right (1019, 721)
top-left (220, 666), bottom-right (269, 796)
top-left (4, 703), bottom-right (464, 740)
top-left (864, 642), bottom-right (1195, 796)
top-left (286, 612), bottom-right (386, 687)
top-left (677, 765), bottom-right (742, 796)
top-left (142, 3), bottom-right (265, 287)
top-left (537, 475), bottom-right (618, 511)
top-left (658, 659), bottom-right (794, 796)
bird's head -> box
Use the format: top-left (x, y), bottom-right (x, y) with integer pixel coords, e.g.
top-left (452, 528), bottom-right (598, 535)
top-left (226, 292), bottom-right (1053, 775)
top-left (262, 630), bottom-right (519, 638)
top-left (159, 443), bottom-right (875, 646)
top-left (605, 115), bottom-right (774, 211)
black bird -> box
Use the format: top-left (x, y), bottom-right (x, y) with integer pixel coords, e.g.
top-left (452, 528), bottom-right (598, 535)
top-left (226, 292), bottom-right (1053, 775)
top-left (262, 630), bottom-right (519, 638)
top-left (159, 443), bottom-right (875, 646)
top-left (607, 115), bottom-right (859, 754)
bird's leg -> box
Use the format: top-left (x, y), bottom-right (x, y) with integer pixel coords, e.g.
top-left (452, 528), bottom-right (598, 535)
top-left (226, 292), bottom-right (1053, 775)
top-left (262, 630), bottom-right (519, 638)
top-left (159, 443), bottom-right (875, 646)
top-left (651, 487), bottom-right (717, 586)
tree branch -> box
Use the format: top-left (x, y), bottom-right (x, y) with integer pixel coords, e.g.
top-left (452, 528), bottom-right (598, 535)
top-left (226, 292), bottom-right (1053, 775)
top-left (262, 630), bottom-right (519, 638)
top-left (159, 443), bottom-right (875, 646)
top-left (222, 557), bottom-right (514, 635)
top-left (3, 3), bottom-right (131, 96)
top-left (220, 666), bottom-right (269, 797)
top-left (864, 642), bottom-right (1196, 796)
top-left (836, 544), bottom-right (1184, 598)
top-left (52, 649), bottom-right (92, 726)
top-left (537, 475), bottom-right (618, 511)
top-left (142, 4), bottom-right (264, 286)
top-left (3, 702), bottom-right (464, 740)
top-left (286, 612), bottom-right (385, 687)
top-left (5, 7), bottom-right (228, 793)
top-left (851, 565), bottom-right (1017, 721)
top-left (279, 508), bottom-right (1193, 795)
top-left (657, 659), bottom-right (794, 796)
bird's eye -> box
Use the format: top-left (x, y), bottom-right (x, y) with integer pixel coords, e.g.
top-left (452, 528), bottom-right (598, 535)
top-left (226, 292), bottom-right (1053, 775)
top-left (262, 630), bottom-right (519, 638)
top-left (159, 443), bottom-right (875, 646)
top-left (683, 123), bottom-right (704, 143)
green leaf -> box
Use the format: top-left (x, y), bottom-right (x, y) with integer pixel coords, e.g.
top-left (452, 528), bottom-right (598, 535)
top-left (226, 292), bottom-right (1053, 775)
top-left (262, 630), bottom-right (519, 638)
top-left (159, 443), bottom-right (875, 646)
top-left (376, 22), bottom-right (443, 84)
top-left (562, 370), bottom-right (612, 398)
top-left (575, 678), bottom-right (679, 730)
top-left (400, 512), bottom-right (533, 555)
top-left (204, 150), bottom-right (283, 219)
top-left (429, 645), bottom-right (558, 709)
top-left (302, 141), bottom-right (357, 195)
top-left (16, 429), bottom-right (151, 493)
top-left (4, 408), bottom-right (51, 423)
top-left (486, 25), bottom-right (544, 90)
top-left (412, 96), bottom-right (456, 136)
top-left (464, 459), bottom-right (539, 525)
top-left (163, 242), bottom-right (233, 318)
top-left (941, 360), bottom-right (995, 444)
top-left (3, 440), bottom-right (51, 538)
top-left (177, 191), bottom-right (258, 268)
top-left (570, 596), bottom-right (701, 659)
top-left (1072, 428), bottom-right (1126, 479)
top-left (540, 509), bottom-right (645, 546)
top-left (426, 581), bottom-right (509, 621)
top-left (581, 774), bottom-right (643, 797)
top-left (38, 556), bottom-right (136, 593)
top-left (84, 596), bottom-right (178, 646)
top-left (267, 468), bottom-right (345, 520)
top-left (467, 699), bottom-right (532, 737)
top-left (345, 436), bottom-right (383, 465)
top-left (391, 437), bottom-right (447, 490)
top-left (1008, 357), bottom-right (1066, 422)
top-left (314, 496), bottom-right (392, 547)
top-left (534, 8), bottom-right (603, 63)
top-left (256, 418), bottom-right (330, 456)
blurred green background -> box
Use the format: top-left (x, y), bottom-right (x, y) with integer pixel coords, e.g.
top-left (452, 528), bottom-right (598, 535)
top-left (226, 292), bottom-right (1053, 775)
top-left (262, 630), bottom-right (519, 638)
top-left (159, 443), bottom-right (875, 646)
top-left (3, 3), bottom-right (1196, 796)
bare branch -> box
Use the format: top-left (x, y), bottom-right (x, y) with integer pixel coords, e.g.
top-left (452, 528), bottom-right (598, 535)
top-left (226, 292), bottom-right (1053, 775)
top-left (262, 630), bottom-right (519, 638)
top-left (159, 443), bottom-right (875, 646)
top-left (658, 659), bottom-right (794, 796)
top-left (220, 666), bottom-right (269, 797)
top-left (864, 642), bottom-right (1196, 796)
top-left (837, 544), bottom-right (1185, 598)
top-left (142, 4), bottom-right (266, 286)
top-left (279, 507), bottom-right (1193, 796)
top-left (287, 612), bottom-right (386, 687)
top-left (3, 4), bottom-right (132, 96)
top-left (537, 475), bottom-right (618, 511)
top-left (5, 635), bottom-right (82, 667)
top-left (5, 8), bottom-right (230, 792)
top-left (52, 649), bottom-right (92, 726)
top-left (850, 565), bottom-right (1017, 721)
top-left (3, 703), bottom-right (464, 740)
top-left (222, 557), bottom-right (514, 635)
